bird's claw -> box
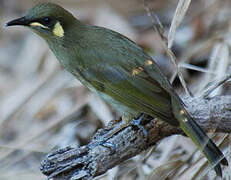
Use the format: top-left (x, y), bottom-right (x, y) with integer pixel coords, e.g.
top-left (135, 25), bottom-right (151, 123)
top-left (101, 141), bottom-right (116, 154)
top-left (130, 114), bottom-right (148, 137)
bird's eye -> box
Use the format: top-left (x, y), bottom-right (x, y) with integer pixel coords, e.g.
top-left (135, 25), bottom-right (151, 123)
top-left (43, 17), bottom-right (51, 24)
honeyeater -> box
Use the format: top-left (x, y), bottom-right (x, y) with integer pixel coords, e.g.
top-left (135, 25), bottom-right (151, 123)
top-left (6, 3), bottom-right (228, 176)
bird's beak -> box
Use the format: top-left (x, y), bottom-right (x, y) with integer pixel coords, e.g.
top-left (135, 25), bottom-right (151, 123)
top-left (5, 17), bottom-right (30, 27)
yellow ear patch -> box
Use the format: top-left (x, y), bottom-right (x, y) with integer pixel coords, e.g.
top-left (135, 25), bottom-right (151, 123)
top-left (30, 22), bottom-right (48, 29)
top-left (53, 22), bottom-right (64, 37)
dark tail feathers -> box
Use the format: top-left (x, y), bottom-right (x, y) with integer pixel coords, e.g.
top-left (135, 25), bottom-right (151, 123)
top-left (171, 95), bottom-right (228, 176)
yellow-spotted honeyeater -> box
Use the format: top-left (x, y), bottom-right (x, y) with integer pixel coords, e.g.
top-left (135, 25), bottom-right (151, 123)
top-left (6, 3), bottom-right (228, 176)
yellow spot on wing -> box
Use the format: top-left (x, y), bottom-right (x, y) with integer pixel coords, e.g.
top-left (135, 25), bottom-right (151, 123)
top-left (145, 60), bottom-right (153, 66)
top-left (132, 67), bottom-right (144, 76)
top-left (132, 69), bottom-right (139, 76)
top-left (180, 109), bottom-right (185, 115)
top-left (183, 118), bottom-right (188, 122)
top-left (30, 22), bottom-right (48, 29)
top-left (53, 22), bottom-right (64, 37)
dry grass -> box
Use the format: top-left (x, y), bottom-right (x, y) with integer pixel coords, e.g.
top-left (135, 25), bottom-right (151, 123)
top-left (0, 0), bottom-right (230, 179)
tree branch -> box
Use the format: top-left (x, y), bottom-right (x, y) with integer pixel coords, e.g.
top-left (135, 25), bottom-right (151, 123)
top-left (40, 96), bottom-right (231, 180)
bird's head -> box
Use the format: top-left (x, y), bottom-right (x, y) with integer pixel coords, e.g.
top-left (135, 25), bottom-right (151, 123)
top-left (6, 3), bottom-right (77, 39)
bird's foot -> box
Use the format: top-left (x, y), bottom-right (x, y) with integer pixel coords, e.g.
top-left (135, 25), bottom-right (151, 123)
top-left (130, 113), bottom-right (148, 137)
top-left (101, 141), bottom-right (116, 154)
top-left (97, 114), bottom-right (149, 153)
top-left (95, 122), bottom-right (129, 154)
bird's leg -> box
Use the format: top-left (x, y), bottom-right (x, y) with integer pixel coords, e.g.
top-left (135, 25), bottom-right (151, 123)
top-left (101, 114), bottom-right (148, 144)
top-left (103, 114), bottom-right (131, 140)
top-left (130, 113), bottom-right (148, 137)
top-left (98, 115), bottom-right (131, 152)
top-left (99, 114), bottom-right (149, 153)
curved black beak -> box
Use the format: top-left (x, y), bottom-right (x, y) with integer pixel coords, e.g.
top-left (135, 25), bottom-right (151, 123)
top-left (5, 17), bottom-right (29, 27)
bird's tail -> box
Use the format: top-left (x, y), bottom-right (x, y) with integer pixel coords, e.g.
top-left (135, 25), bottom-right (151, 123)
top-left (171, 95), bottom-right (228, 177)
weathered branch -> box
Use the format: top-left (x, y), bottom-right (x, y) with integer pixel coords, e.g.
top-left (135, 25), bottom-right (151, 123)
top-left (40, 96), bottom-right (231, 180)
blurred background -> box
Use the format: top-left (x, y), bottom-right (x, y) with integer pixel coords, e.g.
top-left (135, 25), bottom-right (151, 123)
top-left (0, 0), bottom-right (231, 179)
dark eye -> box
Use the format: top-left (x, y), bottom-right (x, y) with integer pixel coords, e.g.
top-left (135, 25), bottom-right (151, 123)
top-left (43, 17), bottom-right (51, 24)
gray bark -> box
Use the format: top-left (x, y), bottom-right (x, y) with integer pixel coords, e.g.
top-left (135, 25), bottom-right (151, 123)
top-left (40, 96), bottom-right (231, 180)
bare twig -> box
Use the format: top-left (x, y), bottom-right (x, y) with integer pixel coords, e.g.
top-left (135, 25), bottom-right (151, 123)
top-left (202, 74), bottom-right (231, 98)
top-left (168, 0), bottom-right (191, 48)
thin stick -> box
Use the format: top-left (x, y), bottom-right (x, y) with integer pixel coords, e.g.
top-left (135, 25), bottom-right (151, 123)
top-left (143, 0), bottom-right (193, 97)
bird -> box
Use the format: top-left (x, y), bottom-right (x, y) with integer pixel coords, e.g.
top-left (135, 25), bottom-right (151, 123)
top-left (6, 2), bottom-right (228, 176)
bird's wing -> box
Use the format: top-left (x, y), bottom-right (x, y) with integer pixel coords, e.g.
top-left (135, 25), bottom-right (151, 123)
top-left (78, 26), bottom-right (177, 124)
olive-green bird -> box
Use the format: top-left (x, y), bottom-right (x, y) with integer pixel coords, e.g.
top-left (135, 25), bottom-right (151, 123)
top-left (6, 3), bottom-right (228, 176)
